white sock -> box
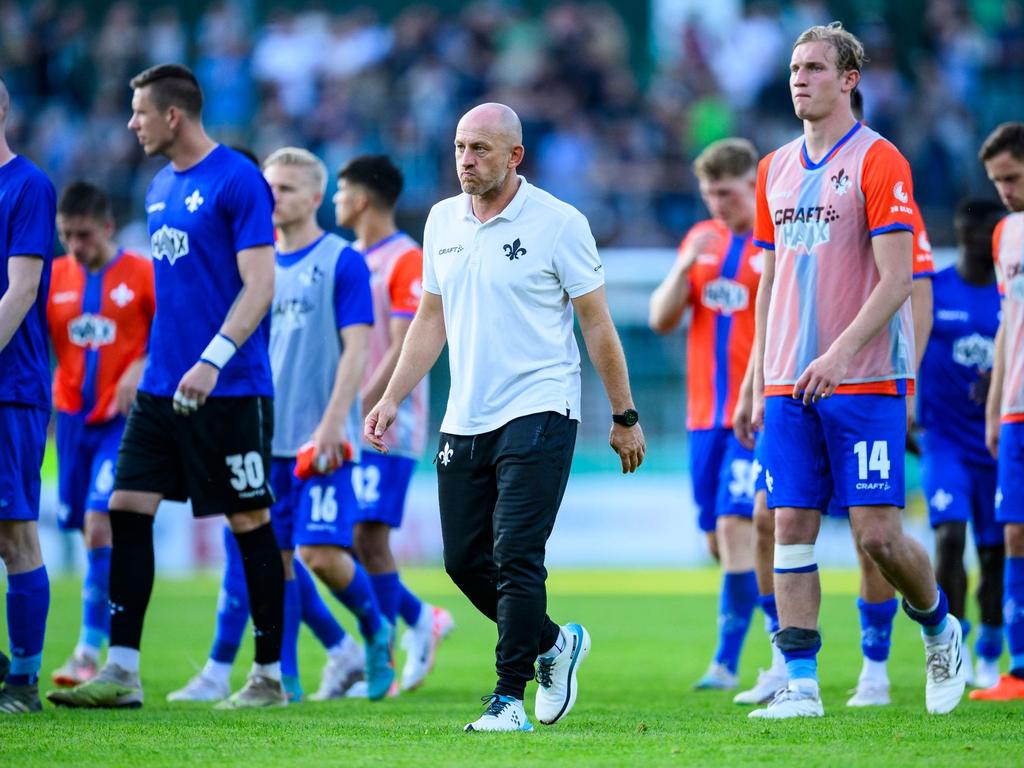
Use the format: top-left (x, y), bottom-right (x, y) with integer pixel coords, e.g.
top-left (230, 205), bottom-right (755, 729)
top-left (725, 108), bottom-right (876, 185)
top-left (770, 640), bottom-right (786, 674)
top-left (107, 646), bottom-right (140, 673)
top-left (859, 658), bottom-right (889, 684)
top-left (540, 628), bottom-right (566, 659)
top-left (252, 661), bottom-right (281, 681)
top-left (202, 659), bottom-right (233, 685)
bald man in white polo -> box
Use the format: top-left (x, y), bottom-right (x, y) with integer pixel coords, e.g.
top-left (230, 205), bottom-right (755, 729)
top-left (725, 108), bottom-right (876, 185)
top-left (365, 103), bottom-right (645, 732)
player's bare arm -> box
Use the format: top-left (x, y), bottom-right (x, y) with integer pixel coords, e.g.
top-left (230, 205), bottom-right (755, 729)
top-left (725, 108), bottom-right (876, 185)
top-left (986, 319), bottom-right (1006, 458)
top-left (361, 315), bottom-right (412, 419)
top-left (0, 256), bottom-right (43, 353)
top-left (313, 323), bottom-right (370, 466)
top-left (751, 249), bottom-right (775, 430)
top-left (648, 232), bottom-right (715, 334)
top-left (365, 289), bottom-right (446, 451)
top-left (115, 356), bottom-right (147, 416)
top-left (175, 244), bottom-right (275, 414)
top-left (794, 230), bottom-right (913, 403)
top-left (733, 350), bottom-right (757, 450)
top-left (573, 285), bottom-right (646, 474)
top-left (906, 277), bottom-right (933, 429)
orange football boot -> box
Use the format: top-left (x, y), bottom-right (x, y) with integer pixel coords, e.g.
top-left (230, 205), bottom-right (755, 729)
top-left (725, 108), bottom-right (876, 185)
top-left (969, 673), bottom-right (1024, 701)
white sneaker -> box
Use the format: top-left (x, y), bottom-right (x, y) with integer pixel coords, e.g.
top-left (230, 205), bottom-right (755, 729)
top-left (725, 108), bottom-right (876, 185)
top-left (924, 614), bottom-right (967, 715)
top-left (733, 667), bottom-right (788, 705)
top-left (166, 671), bottom-right (230, 702)
top-left (749, 682), bottom-right (824, 719)
top-left (694, 661), bottom-right (738, 690)
top-left (309, 640), bottom-right (365, 701)
top-left (975, 657), bottom-right (1001, 690)
top-left (846, 679), bottom-right (891, 707)
top-left (400, 605), bottom-right (455, 692)
top-left (535, 623), bottom-right (590, 725)
top-left (464, 694), bottom-right (534, 732)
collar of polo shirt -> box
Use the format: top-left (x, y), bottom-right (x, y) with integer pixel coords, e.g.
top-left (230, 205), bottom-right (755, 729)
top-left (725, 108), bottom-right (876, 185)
top-left (462, 175), bottom-right (531, 224)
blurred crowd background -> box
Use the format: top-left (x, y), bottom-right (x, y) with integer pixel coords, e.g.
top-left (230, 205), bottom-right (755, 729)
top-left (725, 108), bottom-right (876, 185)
top-left (3, 0), bottom-right (1022, 250)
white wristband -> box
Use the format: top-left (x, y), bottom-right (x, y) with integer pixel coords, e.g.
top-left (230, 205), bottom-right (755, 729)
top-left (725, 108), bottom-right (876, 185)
top-left (199, 333), bottom-right (237, 370)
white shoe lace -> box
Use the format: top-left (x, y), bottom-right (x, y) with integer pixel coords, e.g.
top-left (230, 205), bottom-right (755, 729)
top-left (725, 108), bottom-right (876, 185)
top-left (926, 646), bottom-right (953, 683)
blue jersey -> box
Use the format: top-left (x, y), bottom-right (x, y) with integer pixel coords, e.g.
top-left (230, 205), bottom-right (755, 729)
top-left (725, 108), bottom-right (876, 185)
top-left (0, 156), bottom-right (56, 409)
top-left (140, 145), bottom-right (275, 398)
top-left (917, 265), bottom-right (1000, 465)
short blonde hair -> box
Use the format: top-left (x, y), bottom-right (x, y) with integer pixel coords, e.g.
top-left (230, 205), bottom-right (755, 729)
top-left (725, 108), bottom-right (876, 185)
top-left (693, 138), bottom-right (759, 181)
top-left (262, 147), bottom-right (328, 195)
top-left (793, 21), bottom-right (866, 73)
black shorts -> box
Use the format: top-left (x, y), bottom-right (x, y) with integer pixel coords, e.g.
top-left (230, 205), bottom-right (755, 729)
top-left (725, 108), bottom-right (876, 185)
top-left (114, 391), bottom-right (274, 517)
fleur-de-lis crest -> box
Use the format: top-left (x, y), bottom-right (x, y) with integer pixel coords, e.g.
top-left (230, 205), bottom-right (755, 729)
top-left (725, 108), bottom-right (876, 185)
top-left (503, 238), bottom-right (526, 260)
top-left (439, 441), bottom-right (453, 466)
top-left (830, 168), bottom-right (850, 195)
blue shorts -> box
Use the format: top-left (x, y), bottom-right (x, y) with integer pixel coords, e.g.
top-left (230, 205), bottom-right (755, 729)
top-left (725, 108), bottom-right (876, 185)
top-left (352, 451), bottom-right (416, 528)
top-left (754, 430), bottom-right (847, 517)
top-left (997, 422), bottom-right (1024, 525)
top-left (55, 412), bottom-right (125, 531)
top-left (763, 394), bottom-right (906, 510)
top-left (269, 458), bottom-right (357, 548)
top-left (922, 437), bottom-right (1001, 547)
top-left (0, 404), bottom-right (48, 522)
top-left (689, 428), bottom-right (756, 533)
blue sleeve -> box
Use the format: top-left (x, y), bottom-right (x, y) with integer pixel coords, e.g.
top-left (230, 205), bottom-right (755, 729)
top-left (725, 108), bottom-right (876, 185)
top-left (333, 248), bottom-right (374, 331)
top-left (220, 157), bottom-right (275, 253)
top-left (9, 170), bottom-right (56, 260)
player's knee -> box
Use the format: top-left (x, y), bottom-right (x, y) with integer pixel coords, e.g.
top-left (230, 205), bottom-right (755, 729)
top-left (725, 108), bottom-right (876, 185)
top-left (1005, 524), bottom-right (1024, 556)
top-left (84, 514), bottom-right (113, 550)
top-left (352, 524), bottom-right (389, 567)
top-left (754, 503), bottom-right (775, 540)
top-left (774, 511), bottom-right (816, 545)
top-left (0, 531), bottom-right (37, 571)
top-left (934, 522), bottom-right (967, 564)
top-left (227, 509), bottom-right (271, 534)
top-left (857, 528), bottom-right (897, 564)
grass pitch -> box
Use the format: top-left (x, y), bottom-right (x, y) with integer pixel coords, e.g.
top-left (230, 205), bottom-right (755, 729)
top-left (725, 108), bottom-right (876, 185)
top-left (1, 568), bottom-right (1020, 767)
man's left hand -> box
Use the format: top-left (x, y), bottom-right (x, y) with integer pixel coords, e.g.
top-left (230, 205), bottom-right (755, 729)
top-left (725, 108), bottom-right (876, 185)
top-left (173, 362), bottom-right (219, 416)
top-left (609, 423), bottom-right (646, 474)
top-left (793, 344), bottom-right (852, 404)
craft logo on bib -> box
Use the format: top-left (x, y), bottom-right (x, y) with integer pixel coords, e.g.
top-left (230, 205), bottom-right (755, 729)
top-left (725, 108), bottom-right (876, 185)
top-left (69, 313), bottom-right (116, 348)
top-left (702, 278), bottom-right (749, 315)
top-left (151, 225), bottom-right (189, 265)
top-left (952, 333), bottom-right (994, 369)
top-left (774, 205), bottom-right (840, 253)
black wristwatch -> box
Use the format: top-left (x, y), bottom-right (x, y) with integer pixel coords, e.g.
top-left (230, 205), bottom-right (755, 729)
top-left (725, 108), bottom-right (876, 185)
top-left (612, 408), bottom-right (639, 427)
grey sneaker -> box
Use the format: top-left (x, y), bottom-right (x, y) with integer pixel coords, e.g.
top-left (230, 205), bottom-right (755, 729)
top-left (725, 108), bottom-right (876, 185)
top-left (46, 663), bottom-right (143, 709)
top-left (0, 683), bottom-right (41, 713)
top-left (215, 673), bottom-right (288, 710)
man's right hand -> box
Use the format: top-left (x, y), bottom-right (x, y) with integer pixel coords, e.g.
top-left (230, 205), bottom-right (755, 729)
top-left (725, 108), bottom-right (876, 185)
top-left (364, 397), bottom-right (398, 454)
top-left (732, 386), bottom-right (756, 450)
top-left (986, 412), bottom-right (1001, 459)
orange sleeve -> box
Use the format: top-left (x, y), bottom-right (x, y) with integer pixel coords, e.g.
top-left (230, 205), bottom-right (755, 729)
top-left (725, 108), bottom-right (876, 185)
top-left (861, 141), bottom-right (916, 236)
top-left (388, 247), bottom-right (423, 316)
top-left (753, 152), bottom-right (775, 250)
top-left (911, 206), bottom-right (935, 278)
top-left (993, 216), bottom-right (1007, 296)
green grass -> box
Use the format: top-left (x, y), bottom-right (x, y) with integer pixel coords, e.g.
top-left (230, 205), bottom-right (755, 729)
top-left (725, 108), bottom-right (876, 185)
top-left (1, 569), bottom-right (1020, 766)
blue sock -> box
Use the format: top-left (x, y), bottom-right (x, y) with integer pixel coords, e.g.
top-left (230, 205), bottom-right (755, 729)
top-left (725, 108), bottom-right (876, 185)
top-left (857, 597), bottom-right (899, 661)
top-left (713, 571), bottom-right (758, 673)
top-left (333, 562), bottom-right (383, 641)
top-left (210, 526), bottom-right (249, 664)
top-left (79, 545), bottom-right (111, 652)
top-left (1005, 557), bottom-right (1024, 673)
top-left (369, 572), bottom-right (401, 625)
top-left (7, 566), bottom-right (49, 686)
top-left (281, 577), bottom-right (301, 679)
top-left (398, 579), bottom-right (424, 627)
top-left (295, 559), bottom-right (345, 649)
top-left (902, 588), bottom-right (949, 636)
top-left (758, 593), bottom-right (780, 634)
top-left (976, 623), bottom-right (1004, 663)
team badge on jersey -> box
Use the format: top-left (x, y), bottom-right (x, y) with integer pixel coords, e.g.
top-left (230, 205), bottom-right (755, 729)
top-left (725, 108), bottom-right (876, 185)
top-left (69, 314), bottom-right (116, 348)
top-left (109, 282), bottom-right (135, 308)
top-left (151, 225), bottom-right (189, 265)
top-left (702, 278), bottom-right (749, 315)
top-left (892, 182), bottom-right (909, 204)
top-left (503, 238), bottom-right (526, 261)
top-left (830, 168), bottom-right (851, 196)
top-left (953, 333), bottom-right (994, 369)
top-left (185, 189), bottom-right (205, 213)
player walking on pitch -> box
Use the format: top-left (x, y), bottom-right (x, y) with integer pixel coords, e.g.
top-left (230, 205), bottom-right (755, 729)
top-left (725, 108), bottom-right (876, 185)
top-left (748, 23), bottom-right (965, 719)
top-left (50, 64), bottom-right (286, 710)
top-left (0, 75), bottom-right (57, 714)
top-left (366, 103), bottom-right (645, 732)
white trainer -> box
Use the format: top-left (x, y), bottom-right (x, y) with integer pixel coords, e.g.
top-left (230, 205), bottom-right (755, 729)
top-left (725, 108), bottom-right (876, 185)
top-left (401, 605), bottom-right (455, 692)
top-left (846, 679), bottom-right (891, 707)
top-left (924, 614), bottom-right (967, 715)
top-left (166, 671), bottom-right (230, 702)
top-left (309, 640), bottom-right (365, 701)
top-left (535, 623), bottom-right (590, 725)
top-left (464, 694), bottom-right (534, 732)
top-left (974, 657), bottom-right (1001, 690)
top-left (749, 682), bottom-right (824, 719)
top-left (733, 667), bottom-right (788, 705)
top-left (694, 661), bottom-right (738, 690)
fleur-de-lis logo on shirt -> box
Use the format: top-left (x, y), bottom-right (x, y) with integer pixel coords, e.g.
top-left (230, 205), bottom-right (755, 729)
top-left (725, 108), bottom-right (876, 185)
top-left (438, 441), bottom-right (454, 466)
top-left (503, 238), bottom-right (526, 261)
top-left (830, 168), bottom-right (850, 196)
top-left (185, 189), bottom-right (204, 213)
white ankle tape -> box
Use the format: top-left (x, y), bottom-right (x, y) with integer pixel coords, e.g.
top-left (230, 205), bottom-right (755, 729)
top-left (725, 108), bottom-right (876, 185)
top-left (774, 543), bottom-right (816, 571)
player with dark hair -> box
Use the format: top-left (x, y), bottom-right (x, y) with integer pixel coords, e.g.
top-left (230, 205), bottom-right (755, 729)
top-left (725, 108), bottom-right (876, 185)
top-left (49, 64), bottom-right (286, 710)
top-left (0, 72), bottom-right (58, 715)
top-left (336, 154), bottom-right (454, 692)
top-left (47, 181), bottom-right (154, 689)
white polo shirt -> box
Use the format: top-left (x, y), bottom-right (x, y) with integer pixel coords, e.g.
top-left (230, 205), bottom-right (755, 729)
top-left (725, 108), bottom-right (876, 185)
top-left (423, 176), bottom-right (604, 435)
